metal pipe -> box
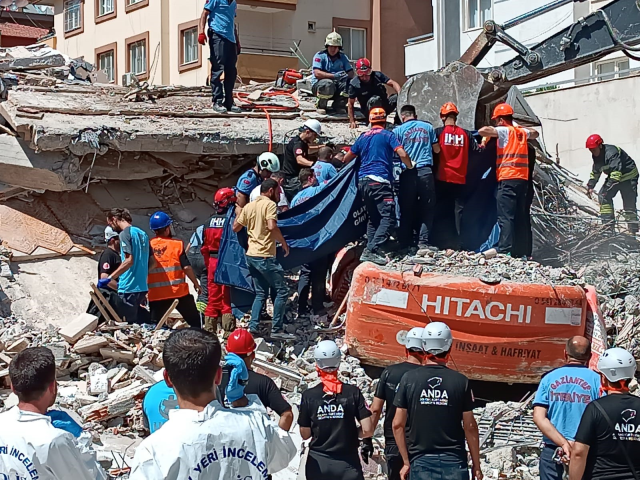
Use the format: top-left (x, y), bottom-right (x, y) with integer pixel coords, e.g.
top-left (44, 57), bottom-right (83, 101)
top-left (503, 0), bottom-right (575, 30)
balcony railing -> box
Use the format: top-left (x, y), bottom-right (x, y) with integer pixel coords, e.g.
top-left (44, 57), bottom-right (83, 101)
top-left (240, 35), bottom-right (299, 56)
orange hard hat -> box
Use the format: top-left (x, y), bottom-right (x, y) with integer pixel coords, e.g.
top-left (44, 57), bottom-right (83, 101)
top-left (226, 328), bottom-right (256, 356)
top-left (491, 103), bottom-right (514, 120)
top-left (440, 102), bottom-right (459, 116)
top-left (369, 107), bottom-right (387, 124)
top-left (586, 134), bottom-right (604, 149)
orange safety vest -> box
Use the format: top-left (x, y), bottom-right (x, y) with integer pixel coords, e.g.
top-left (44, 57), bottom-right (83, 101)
top-left (496, 126), bottom-right (530, 182)
top-left (148, 237), bottom-right (189, 302)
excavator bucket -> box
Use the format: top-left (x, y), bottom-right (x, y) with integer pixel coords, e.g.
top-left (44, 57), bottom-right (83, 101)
top-left (398, 62), bottom-right (486, 131)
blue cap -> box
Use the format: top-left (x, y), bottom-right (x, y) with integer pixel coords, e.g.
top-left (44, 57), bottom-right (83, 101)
top-left (150, 211), bottom-right (173, 231)
top-left (225, 353), bottom-right (249, 404)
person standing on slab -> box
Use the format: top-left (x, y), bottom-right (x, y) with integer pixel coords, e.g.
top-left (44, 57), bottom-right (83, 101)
top-left (147, 211), bottom-right (202, 328)
top-left (199, 0), bottom-right (241, 114)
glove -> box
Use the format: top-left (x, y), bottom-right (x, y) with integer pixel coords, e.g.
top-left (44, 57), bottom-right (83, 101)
top-left (334, 71), bottom-right (348, 81)
top-left (46, 410), bottom-right (83, 438)
top-left (360, 437), bottom-right (374, 464)
top-left (97, 277), bottom-right (112, 289)
top-left (198, 32), bottom-right (207, 45)
top-left (225, 353), bottom-right (249, 404)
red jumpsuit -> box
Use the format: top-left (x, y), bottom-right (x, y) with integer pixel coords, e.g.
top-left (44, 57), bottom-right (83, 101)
top-left (201, 214), bottom-right (232, 318)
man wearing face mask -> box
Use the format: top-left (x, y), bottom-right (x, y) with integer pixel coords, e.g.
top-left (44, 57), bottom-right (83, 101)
top-left (298, 340), bottom-right (375, 480)
top-left (147, 211), bottom-right (202, 328)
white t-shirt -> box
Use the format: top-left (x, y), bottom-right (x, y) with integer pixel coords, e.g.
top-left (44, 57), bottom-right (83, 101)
top-left (495, 126), bottom-right (531, 148)
top-left (250, 185), bottom-right (289, 210)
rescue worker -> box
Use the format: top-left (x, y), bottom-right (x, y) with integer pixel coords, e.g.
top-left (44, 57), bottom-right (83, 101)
top-left (313, 146), bottom-right (339, 184)
top-left (130, 328), bottom-right (296, 479)
top-left (348, 58), bottom-right (402, 129)
top-left (433, 102), bottom-right (480, 249)
top-left (148, 211), bottom-right (202, 328)
top-left (370, 327), bottom-right (424, 480)
top-left (298, 340), bottom-right (375, 480)
top-left (185, 224), bottom-right (208, 314)
top-left (98, 226), bottom-right (121, 291)
top-left (393, 322), bottom-right (481, 480)
top-left (250, 171), bottom-right (290, 213)
top-left (236, 151), bottom-right (281, 210)
top-left (570, 347), bottom-right (640, 480)
top-left (311, 32), bottom-right (355, 114)
top-left (586, 134), bottom-right (639, 233)
top-left (282, 119), bottom-right (322, 202)
top-left (394, 104), bottom-right (441, 252)
top-left (0, 347), bottom-right (106, 479)
top-left (343, 108), bottom-right (413, 265)
top-left (201, 188), bottom-right (236, 337)
top-left (198, 0), bottom-right (241, 114)
top-left (533, 336), bottom-right (601, 480)
top-left (478, 103), bottom-right (539, 255)
top-left (219, 329), bottom-right (294, 431)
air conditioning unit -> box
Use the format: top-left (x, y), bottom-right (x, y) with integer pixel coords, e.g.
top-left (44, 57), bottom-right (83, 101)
top-left (122, 72), bottom-right (138, 87)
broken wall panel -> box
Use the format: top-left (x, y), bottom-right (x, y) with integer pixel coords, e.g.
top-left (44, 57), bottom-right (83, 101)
top-left (0, 205), bottom-right (74, 255)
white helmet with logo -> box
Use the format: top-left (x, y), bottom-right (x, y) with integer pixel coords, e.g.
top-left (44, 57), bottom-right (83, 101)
top-left (314, 340), bottom-right (341, 371)
top-left (422, 322), bottom-right (453, 355)
top-left (598, 347), bottom-right (637, 382)
top-left (257, 152), bottom-right (280, 172)
top-left (303, 119), bottom-right (322, 135)
top-left (325, 31), bottom-right (343, 48)
top-left (400, 327), bottom-right (424, 351)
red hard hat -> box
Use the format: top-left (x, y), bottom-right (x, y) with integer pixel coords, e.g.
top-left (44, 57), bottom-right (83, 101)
top-left (214, 187), bottom-right (237, 209)
top-left (440, 102), bottom-right (459, 116)
top-left (586, 134), bottom-right (604, 149)
top-left (355, 58), bottom-right (372, 76)
top-left (226, 328), bottom-right (256, 355)
top-left (491, 103), bottom-right (514, 120)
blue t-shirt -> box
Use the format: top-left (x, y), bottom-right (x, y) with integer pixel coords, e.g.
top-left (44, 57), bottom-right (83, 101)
top-left (311, 50), bottom-right (353, 86)
top-left (118, 226), bottom-right (150, 294)
top-left (235, 168), bottom-right (261, 196)
top-left (291, 184), bottom-right (324, 207)
top-left (143, 380), bottom-right (179, 434)
top-left (533, 364), bottom-right (601, 444)
top-left (313, 162), bottom-right (338, 184)
top-left (393, 119), bottom-right (439, 168)
top-left (205, 0), bottom-right (237, 43)
top-left (351, 126), bottom-right (402, 182)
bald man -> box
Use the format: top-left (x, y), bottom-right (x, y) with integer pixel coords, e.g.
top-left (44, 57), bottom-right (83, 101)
top-left (532, 337), bottom-right (601, 480)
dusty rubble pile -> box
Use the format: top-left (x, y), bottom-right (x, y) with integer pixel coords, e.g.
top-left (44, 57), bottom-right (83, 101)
top-left (387, 249), bottom-right (586, 287)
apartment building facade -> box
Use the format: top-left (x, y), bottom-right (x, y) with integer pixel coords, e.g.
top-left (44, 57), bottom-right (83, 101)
top-left (50, 0), bottom-right (432, 87)
top-left (405, 0), bottom-right (639, 89)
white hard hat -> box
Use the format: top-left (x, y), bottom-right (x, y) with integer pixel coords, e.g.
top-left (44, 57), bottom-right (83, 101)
top-left (325, 31), bottom-right (343, 48)
top-left (314, 340), bottom-right (341, 371)
top-left (303, 119), bottom-right (322, 135)
top-left (104, 226), bottom-right (119, 242)
top-left (598, 347), bottom-right (637, 383)
top-left (257, 152), bottom-right (280, 172)
top-left (401, 327), bottom-right (424, 351)
top-left (422, 322), bottom-right (453, 355)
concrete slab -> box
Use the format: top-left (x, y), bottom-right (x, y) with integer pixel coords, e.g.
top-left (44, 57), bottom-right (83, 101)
top-left (89, 180), bottom-right (162, 210)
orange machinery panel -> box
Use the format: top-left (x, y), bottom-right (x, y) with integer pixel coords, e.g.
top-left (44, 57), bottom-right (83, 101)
top-left (344, 263), bottom-right (590, 384)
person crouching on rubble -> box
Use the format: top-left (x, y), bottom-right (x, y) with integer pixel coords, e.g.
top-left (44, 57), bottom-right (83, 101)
top-left (148, 211), bottom-right (202, 328)
top-left (570, 347), bottom-right (640, 480)
top-left (298, 340), bottom-right (375, 480)
top-left (0, 347), bottom-right (106, 479)
top-left (130, 328), bottom-right (295, 479)
top-left (532, 336), bottom-right (600, 480)
top-left (392, 322), bottom-right (481, 480)
top-left (201, 188), bottom-right (237, 337)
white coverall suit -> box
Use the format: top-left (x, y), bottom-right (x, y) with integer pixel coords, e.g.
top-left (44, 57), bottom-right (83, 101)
top-left (0, 407), bottom-right (106, 480)
top-left (130, 394), bottom-right (296, 480)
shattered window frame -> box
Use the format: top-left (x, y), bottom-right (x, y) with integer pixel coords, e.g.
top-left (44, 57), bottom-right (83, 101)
top-left (63, 0), bottom-right (82, 33)
top-left (182, 28), bottom-right (199, 65)
top-left (129, 40), bottom-right (147, 76)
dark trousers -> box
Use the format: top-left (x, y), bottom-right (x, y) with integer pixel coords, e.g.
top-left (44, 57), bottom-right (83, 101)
top-left (306, 451), bottom-right (363, 480)
top-left (434, 180), bottom-right (466, 250)
top-left (513, 178), bottom-right (534, 258)
top-left (149, 294), bottom-right (201, 328)
top-left (312, 77), bottom-right (350, 103)
top-left (540, 446), bottom-right (564, 480)
top-left (398, 168), bottom-right (418, 248)
top-left (363, 94), bottom-right (398, 120)
top-left (208, 29), bottom-right (238, 109)
top-left (416, 166), bottom-right (437, 247)
top-left (283, 176), bottom-right (302, 203)
top-left (358, 178), bottom-right (396, 252)
top-left (298, 256), bottom-right (328, 314)
top-left (599, 178), bottom-right (639, 233)
top-left (496, 179), bottom-right (529, 255)
top-left (118, 291), bottom-right (150, 324)
top-left (410, 452), bottom-right (469, 480)
top-left (385, 451), bottom-right (404, 480)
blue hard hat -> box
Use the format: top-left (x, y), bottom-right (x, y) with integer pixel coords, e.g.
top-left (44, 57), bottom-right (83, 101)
top-left (150, 211), bottom-right (173, 231)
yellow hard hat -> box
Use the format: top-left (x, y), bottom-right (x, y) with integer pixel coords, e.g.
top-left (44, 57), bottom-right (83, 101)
top-left (325, 31), bottom-right (343, 48)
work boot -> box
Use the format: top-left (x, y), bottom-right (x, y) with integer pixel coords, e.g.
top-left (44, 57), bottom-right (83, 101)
top-left (316, 98), bottom-right (328, 114)
top-left (228, 105), bottom-right (242, 114)
top-left (360, 248), bottom-right (388, 266)
top-left (221, 313), bottom-right (236, 339)
top-left (213, 103), bottom-right (227, 114)
top-left (332, 98), bottom-right (347, 114)
top-left (204, 315), bottom-right (220, 334)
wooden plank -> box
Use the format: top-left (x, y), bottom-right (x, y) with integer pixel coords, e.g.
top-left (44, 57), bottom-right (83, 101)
top-left (155, 299), bottom-right (179, 331)
top-left (90, 292), bottom-right (113, 324)
top-left (90, 283), bottom-right (123, 324)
